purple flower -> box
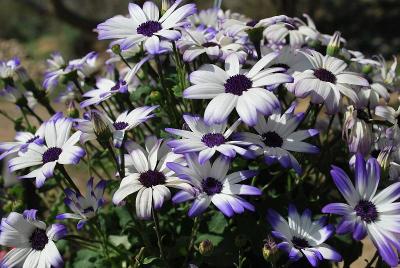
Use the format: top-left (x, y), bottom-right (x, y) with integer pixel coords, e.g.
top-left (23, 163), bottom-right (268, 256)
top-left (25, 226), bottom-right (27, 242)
top-left (168, 153), bottom-right (261, 217)
top-left (322, 154), bottom-right (400, 267)
top-left (267, 205), bottom-right (342, 267)
top-left (56, 178), bottom-right (107, 230)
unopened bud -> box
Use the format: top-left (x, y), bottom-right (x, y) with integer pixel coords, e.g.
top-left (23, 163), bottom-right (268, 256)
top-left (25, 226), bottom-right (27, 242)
top-left (161, 0), bottom-right (173, 14)
top-left (198, 239), bottom-right (214, 256)
top-left (326, 31), bottom-right (342, 57)
top-left (91, 110), bottom-right (112, 144)
top-left (362, 64), bottom-right (373, 74)
top-left (262, 235), bottom-right (278, 261)
top-left (149, 91), bottom-right (161, 102)
top-left (66, 102), bottom-right (79, 118)
top-left (111, 44), bottom-right (122, 55)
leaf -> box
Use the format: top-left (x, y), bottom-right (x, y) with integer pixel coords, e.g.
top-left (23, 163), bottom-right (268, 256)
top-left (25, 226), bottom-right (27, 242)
top-left (196, 234), bottom-right (224, 246)
top-left (208, 213), bottom-right (228, 234)
top-left (109, 235), bottom-right (132, 250)
top-left (142, 256), bottom-right (159, 265)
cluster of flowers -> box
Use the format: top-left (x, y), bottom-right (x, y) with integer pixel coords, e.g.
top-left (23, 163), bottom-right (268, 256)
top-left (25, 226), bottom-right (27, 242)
top-left (0, 0), bottom-right (399, 267)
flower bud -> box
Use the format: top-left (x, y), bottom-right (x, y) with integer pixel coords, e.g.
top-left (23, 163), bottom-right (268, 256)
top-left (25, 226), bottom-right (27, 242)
top-left (91, 110), bottom-right (112, 145)
top-left (66, 102), bottom-right (79, 118)
top-left (262, 235), bottom-right (278, 261)
top-left (161, 0), bottom-right (173, 15)
top-left (362, 64), bottom-right (373, 74)
top-left (111, 44), bottom-right (122, 55)
top-left (198, 239), bottom-right (214, 256)
top-left (149, 91), bottom-right (161, 102)
top-left (326, 31), bottom-right (342, 57)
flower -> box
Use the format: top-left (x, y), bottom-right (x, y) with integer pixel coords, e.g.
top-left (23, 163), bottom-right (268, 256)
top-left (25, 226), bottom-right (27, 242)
top-left (183, 52), bottom-right (293, 126)
top-left (0, 85), bottom-right (37, 109)
top-left (0, 57), bottom-right (20, 79)
top-left (75, 106), bottom-right (158, 147)
top-left (166, 114), bottom-right (253, 164)
top-left (267, 205), bottom-right (342, 267)
top-left (43, 52), bottom-right (68, 91)
top-left (0, 209), bottom-right (66, 268)
top-left (56, 178), bottom-right (107, 230)
top-left (112, 136), bottom-right (189, 219)
top-left (235, 103), bottom-right (319, 174)
top-left (80, 78), bottom-right (128, 108)
top-left (96, 1), bottom-right (196, 54)
top-left (375, 105), bottom-right (400, 131)
top-left (168, 153), bottom-right (261, 217)
top-left (342, 106), bottom-right (372, 156)
top-left (8, 117), bottom-right (85, 187)
top-left (289, 50), bottom-right (369, 114)
top-left (0, 128), bottom-right (45, 161)
top-left (322, 154), bottom-right (400, 267)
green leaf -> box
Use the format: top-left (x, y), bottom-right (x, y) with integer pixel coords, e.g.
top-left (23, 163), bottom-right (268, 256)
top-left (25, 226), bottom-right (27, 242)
top-left (196, 234), bottom-right (224, 246)
top-left (142, 256), bottom-right (159, 265)
top-left (208, 213), bottom-right (228, 234)
top-left (109, 235), bottom-right (132, 250)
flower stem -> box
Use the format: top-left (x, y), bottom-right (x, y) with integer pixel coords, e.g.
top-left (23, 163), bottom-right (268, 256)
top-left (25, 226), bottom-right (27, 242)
top-left (183, 216), bottom-right (200, 267)
top-left (152, 204), bottom-right (166, 263)
top-left (58, 165), bottom-right (80, 193)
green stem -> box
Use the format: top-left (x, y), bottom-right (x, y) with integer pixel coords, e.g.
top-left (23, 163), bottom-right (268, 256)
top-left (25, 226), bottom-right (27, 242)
top-left (152, 204), bottom-right (167, 263)
top-left (58, 165), bottom-right (80, 193)
top-left (183, 216), bottom-right (201, 267)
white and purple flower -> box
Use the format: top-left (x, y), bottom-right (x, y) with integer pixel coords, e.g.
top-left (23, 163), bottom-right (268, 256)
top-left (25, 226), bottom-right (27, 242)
top-left (267, 205), bottom-right (342, 267)
top-left (322, 154), bottom-right (400, 267)
top-left (235, 104), bottom-right (319, 174)
top-left (0, 210), bottom-right (66, 268)
top-left (80, 78), bottom-right (128, 108)
top-left (56, 178), bottom-right (107, 230)
top-left (168, 153), bottom-right (261, 217)
top-left (183, 53), bottom-right (293, 126)
top-left (96, 1), bottom-right (196, 54)
top-left (166, 114), bottom-right (252, 164)
top-left (8, 117), bottom-right (85, 187)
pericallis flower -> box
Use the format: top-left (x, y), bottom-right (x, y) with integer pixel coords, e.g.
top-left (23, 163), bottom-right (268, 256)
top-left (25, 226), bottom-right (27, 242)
top-left (56, 178), bottom-right (107, 230)
top-left (9, 117), bottom-right (85, 187)
top-left (166, 114), bottom-right (252, 164)
top-left (0, 57), bottom-right (20, 79)
top-left (68, 51), bottom-right (100, 78)
top-left (0, 209), bottom-right (66, 268)
top-left (0, 85), bottom-right (37, 109)
top-left (375, 105), bottom-right (400, 132)
top-left (289, 49), bottom-right (369, 114)
top-left (112, 136), bottom-right (190, 219)
top-left (0, 126), bottom-right (45, 161)
top-left (267, 205), bottom-right (342, 267)
top-left (235, 103), bottom-right (319, 174)
top-left (43, 52), bottom-right (68, 92)
top-left (168, 153), bottom-right (261, 217)
top-left (183, 52), bottom-right (293, 126)
top-left (80, 78), bottom-right (128, 108)
top-left (75, 106), bottom-right (158, 147)
top-left (96, 1), bottom-right (196, 53)
top-left (322, 154), bottom-right (400, 267)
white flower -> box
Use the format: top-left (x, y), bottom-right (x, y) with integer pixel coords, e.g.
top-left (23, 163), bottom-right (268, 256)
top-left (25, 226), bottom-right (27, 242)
top-left (8, 117), bottom-right (85, 187)
top-left (290, 49), bottom-right (369, 114)
top-left (80, 78), bottom-right (128, 108)
top-left (96, 1), bottom-right (196, 54)
top-left (0, 85), bottom-right (37, 109)
top-left (183, 52), bottom-right (293, 126)
top-left (0, 57), bottom-right (20, 79)
top-left (112, 136), bottom-right (189, 219)
top-left (0, 210), bottom-right (66, 268)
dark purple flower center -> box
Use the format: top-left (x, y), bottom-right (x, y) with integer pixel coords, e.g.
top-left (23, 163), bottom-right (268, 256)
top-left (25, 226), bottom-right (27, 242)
top-left (42, 147), bottom-right (62, 163)
top-left (30, 228), bottom-right (48, 250)
top-left (137, 21), bottom-right (162, 37)
top-left (111, 80), bottom-right (127, 91)
top-left (270, 63), bottom-right (290, 71)
top-left (201, 133), bottom-right (225, 147)
top-left (370, 149), bottom-right (380, 159)
top-left (27, 136), bottom-right (39, 143)
top-left (355, 200), bottom-right (378, 223)
top-left (113, 121), bottom-right (129, 130)
top-left (291, 236), bottom-right (309, 249)
top-left (262, 131), bottom-right (283, 148)
top-left (224, 74), bottom-right (253, 96)
top-left (356, 109), bottom-right (370, 122)
top-left (201, 177), bottom-right (223, 195)
top-left (202, 42), bottom-right (219, 48)
top-left (139, 170), bottom-right (166, 188)
top-left (83, 206), bottom-right (95, 214)
top-left (314, 68), bottom-right (337, 83)
top-left (246, 20), bottom-right (259, 27)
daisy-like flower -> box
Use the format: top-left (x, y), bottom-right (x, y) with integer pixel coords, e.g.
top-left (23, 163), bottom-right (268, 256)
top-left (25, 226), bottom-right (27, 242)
top-left (322, 154), bottom-right (400, 267)
top-left (96, 1), bottom-right (196, 53)
top-left (112, 136), bottom-right (189, 219)
top-left (75, 106), bottom-right (158, 147)
top-left (56, 178), bottom-right (107, 230)
top-left (43, 52), bottom-right (68, 91)
top-left (80, 78), bottom-right (128, 108)
top-left (183, 52), bottom-right (293, 126)
top-left (8, 117), bottom-right (85, 188)
top-left (235, 103), bottom-right (319, 174)
top-left (0, 209), bottom-right (66, 268)
top-left (0, 57), bottom-right (20, 79)
top-left (267, 205), bottom-right (342, 267)
top-left (166, 114), bottom-right (252, 164)
top-left (168, 153), bottom-right (261, 217)
top-left (375, 105), bottom-right (400, 131)
top-left (0, 85), bottom-right (37, 109)
top-left (290, 50), bottom-right (369, 114)
top-left (356, 78), bottom-right (390, 109)
top-left (68, 51), bottom-right (101, 78)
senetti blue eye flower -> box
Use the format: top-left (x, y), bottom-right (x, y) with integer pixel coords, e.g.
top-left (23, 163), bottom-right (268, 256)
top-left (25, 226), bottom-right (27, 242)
top-left (80, 78), bottom-right (129, 108)
top-left (168, 153), bottom-right (261, 217)
top-left (56, 178), bottom-right (107, 230)
top-left (0, 209), bottom-right (66, 268)
top-left (166, 114), bottom-right (253, 164)
top-left (183, 52), bottom-right (293, 126)
top-left (235, 103), bottom-right (319, 174)
top-left (0, 57), bottom-right (20, 79)
top-left (96, 1), bottom-right (196, 54)
top-left (322, 154), bottom-right (400, 267)
top-left (267, 205), bottom-right (342, 267)
top-left (8, 117), bottom-right (85, 188)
